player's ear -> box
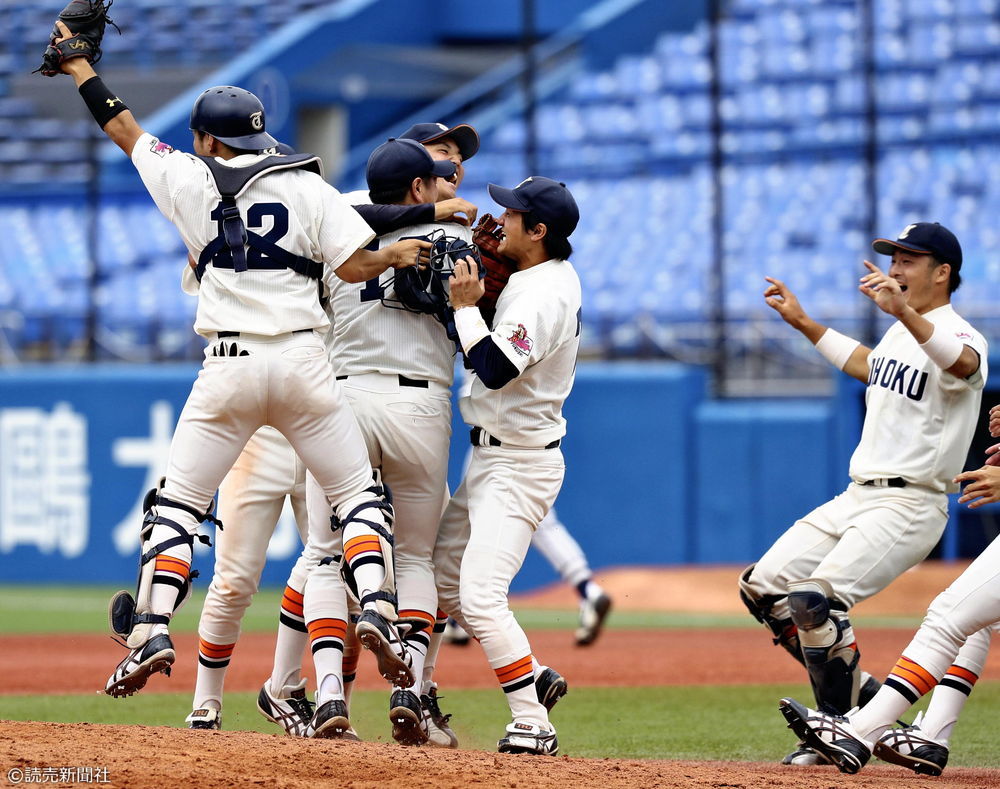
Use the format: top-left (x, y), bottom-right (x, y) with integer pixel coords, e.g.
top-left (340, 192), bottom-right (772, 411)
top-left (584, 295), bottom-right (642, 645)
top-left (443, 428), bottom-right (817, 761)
top-left (528, 221), bottom-right (548, 243)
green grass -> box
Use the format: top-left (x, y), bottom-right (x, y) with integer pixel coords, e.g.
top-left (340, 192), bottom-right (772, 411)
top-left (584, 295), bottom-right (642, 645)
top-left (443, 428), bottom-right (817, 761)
top-left (2, 684), bottom-right (999, 766)
top-left (0, 586), bottom-right (925, 634)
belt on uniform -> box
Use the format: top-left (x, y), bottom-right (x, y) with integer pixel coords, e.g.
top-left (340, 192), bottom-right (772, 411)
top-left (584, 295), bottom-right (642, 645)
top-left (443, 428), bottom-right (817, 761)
top-left (861, 477), bottom-right (906, 488)
top-left (470, 426), bottom-right (560, 450)
top-left (218, 329), bottom-right (313, 338)
top-left (335, 374), bottom-right (429, 389)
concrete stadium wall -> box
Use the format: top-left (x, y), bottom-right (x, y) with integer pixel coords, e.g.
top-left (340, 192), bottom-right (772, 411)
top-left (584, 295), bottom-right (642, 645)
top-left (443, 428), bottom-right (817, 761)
top-left (0, 361), bottom-right (985, 591)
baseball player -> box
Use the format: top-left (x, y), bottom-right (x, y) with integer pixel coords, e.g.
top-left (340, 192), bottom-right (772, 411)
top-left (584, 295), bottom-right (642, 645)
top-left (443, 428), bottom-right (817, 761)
top-left (250, 123), bottom-right (479, 744)
top-left (186, 128), bottom-right (476, 736)
top-left (780, 461), bottom-right (1000, 775)
top-left (741, 222), bottom-right (986, 766)
top-left (184, 426), bottom-right (312, 732)
top-left (42, 24), bottom-right (431, 701)
top-left (294, 136), bottom-right (468, 742)
top-left (433, 176), bottom-right (582, 756)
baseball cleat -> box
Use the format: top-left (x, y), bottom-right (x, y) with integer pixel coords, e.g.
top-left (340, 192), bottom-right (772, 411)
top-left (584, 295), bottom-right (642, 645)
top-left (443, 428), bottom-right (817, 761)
top-left (497, 721), bottom-right (558, 756)
top-left (778, 697), bottom-right (871, 774)
top-left (185, 707), bottom-right (222, 730)
top-left (389, 689), bottom-right (429, 746)
top-left (356, 609), bottom-right (414, 687)
top-left (422, 684), bottom-right (458, 749)
top-left (256, 679), bottom-right (314, 737)
top-left (781, 742), bottom-right (832, 766)
top-left (535, 666), bottom-right (568, 713)
top-left (873, 714), bottom-right (948, 776)
top-left (575, 591), bottom-right (612, 646)
top-left (105, 633), bottom-right (175, 698)
top-left (443, 617), bottom-right (471, 646)
top-left (309, 699), bottom-right (352, 739)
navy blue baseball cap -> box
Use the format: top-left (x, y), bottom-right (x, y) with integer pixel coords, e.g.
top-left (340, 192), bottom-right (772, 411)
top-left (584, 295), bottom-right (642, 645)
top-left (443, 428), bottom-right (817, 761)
top-left (399, 122), bottom-right (480, 160)
top-left (872, 222), bottom-right (962, 269)
top-left (366, 138), bottom-right (457, 191)
top-left (189, 86), bottom-right (278, 151)
top-left (488, 176), bottom-right (580, 237)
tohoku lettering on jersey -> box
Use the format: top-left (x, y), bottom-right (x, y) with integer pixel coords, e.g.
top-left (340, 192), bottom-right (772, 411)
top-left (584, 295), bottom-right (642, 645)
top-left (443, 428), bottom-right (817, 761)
top-left (849, 304), bottom-right (988, 492)
top-left (867, 356), bottom-right (928, 401)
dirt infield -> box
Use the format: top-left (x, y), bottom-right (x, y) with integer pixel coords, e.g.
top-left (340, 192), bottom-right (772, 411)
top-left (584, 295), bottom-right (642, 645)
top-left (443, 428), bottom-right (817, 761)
top-left (3, 563), bottom-right (998, 788)
top-left (3, 721), bottom-right (1000, 788)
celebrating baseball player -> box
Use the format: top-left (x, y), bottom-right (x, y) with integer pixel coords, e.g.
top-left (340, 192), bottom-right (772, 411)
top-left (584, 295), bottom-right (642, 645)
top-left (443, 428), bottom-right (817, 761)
top-left (37, 5), bottom-right (431, 701)
top-left (292, 136), bottom-right (473, 741)
top-left (740, 222), bottom-right (987, 766)
top-left (780, 443), bottom-right (1000, 775)
top-left (432, 176), bottom-right (582, 756)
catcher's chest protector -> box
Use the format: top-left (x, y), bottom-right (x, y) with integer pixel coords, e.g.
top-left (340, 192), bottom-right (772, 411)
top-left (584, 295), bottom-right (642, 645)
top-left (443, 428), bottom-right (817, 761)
top-left (195, 154), bottom-right (324, 281)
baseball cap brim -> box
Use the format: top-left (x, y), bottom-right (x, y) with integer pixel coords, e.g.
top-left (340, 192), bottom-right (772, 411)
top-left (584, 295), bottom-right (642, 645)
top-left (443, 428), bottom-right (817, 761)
top-left (488, 183), bottom-right (530, 211)
top-left (420, 124), bottom-right (480, 160)
top-left (213, 130), bottom-right (279, 151)
top-left (430, 158), bottom-right (457, 179)
top-left (871, 238), bottom-right (934, 257)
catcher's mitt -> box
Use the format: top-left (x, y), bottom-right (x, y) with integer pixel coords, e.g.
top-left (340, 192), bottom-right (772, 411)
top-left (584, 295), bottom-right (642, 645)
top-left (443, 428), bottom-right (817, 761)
top-left (36, 0), bottom-right (120, 78)
top-left (472, 213), bottom-right (518, 317)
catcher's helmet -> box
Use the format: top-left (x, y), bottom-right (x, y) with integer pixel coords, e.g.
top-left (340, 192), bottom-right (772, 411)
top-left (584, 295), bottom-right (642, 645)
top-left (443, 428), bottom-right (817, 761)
top-left (388, 230), bottom-right (482, 315)
top-left (190, 86), bottom-right (277, 151)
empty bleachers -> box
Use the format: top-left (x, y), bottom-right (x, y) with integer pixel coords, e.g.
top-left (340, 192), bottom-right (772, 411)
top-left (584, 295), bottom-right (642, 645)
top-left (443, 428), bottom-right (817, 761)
top-left (4, 0), bottom-right (1000, 369)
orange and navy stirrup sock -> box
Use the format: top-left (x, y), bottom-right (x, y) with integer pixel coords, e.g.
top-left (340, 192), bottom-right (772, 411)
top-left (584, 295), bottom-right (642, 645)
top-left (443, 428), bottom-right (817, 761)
top-left (885, 656), bottom-right (938, 704)
top-left (198, 638), bottom-right (236, 669)
top-left (152, 553), bottom-right (191, 610)
top-left (342, 636), bottom-right (360, 686)
top-left (433, 609), bottom-right (448, 635)
top-left (939, 663), bottom-right (979, 697)
top-left (279, 584), bottom-right (307, 633)
top-left (307, 617), bottom-right (347, 656)
top-left (494, 654), bottom-right (535, 694)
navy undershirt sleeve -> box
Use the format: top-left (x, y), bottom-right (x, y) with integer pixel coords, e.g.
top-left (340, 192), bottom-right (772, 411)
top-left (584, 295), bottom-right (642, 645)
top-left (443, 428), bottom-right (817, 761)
top-left (466, 336), bottom-right (519, 389)
top-left (352, 203), bottom-right (434, 235)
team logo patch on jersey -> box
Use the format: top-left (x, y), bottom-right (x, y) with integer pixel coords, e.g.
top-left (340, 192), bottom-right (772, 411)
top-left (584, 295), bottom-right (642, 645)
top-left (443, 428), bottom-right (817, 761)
top-left (149, 139), bottom-right (174, 157)
top-left (508, 324), bottom-right (533, 356)
top-left (956, 331), bottom-right (972, 341)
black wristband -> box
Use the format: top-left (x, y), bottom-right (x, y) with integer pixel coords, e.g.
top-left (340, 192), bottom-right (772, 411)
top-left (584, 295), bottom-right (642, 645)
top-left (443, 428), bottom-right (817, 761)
top-left (79, 75), bottom-right (129, 128)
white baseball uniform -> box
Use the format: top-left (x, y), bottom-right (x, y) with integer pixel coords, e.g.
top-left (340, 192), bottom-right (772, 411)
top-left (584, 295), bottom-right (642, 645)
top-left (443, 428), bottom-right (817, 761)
top-left (749, 304), bottom-right (987, 613)
top-left (302, 220), bottom-right (470, 698)
top-left (127, 133), bottom-right (386, 688)
top-left (434, 256), bottom-right (582, 731)
top-left (190, 425), bottom-right (310, 714)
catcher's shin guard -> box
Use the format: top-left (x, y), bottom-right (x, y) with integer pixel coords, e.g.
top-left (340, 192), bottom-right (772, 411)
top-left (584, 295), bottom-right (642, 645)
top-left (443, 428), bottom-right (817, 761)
top-left (788, 578), bottom-right (863, 714)
top-left (333, 475), bottom-right (398, 623)
top-left (739, 565), bottom-right (805, 667)
top-left (109, 481), bottom-right (217, 649)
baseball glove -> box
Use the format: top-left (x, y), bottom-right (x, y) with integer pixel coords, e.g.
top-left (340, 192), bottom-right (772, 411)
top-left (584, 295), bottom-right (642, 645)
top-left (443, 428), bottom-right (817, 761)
top-left (36, 0), bottom-right (120, 77)
top-left (472, 213), bottom-right (518, 317)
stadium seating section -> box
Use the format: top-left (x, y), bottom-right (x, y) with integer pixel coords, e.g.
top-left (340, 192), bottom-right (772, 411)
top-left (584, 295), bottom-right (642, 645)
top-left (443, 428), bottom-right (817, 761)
top-left (4, 0), bottom-right (1000, 364)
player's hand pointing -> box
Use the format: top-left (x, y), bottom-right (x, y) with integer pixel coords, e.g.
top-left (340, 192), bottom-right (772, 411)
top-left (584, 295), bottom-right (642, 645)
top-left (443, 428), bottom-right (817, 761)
top-left (859, 260), bottom-right (907, 317)
top-left (449, 256), bottom-right (485, 309)
top-left (954, 465), bottom-right (1000, 507)
top-left (764, 277), bottom-right (809, 329)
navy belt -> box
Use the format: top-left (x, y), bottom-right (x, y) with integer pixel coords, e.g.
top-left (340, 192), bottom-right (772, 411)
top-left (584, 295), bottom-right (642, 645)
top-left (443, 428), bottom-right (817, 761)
top-left (218, 329), bottom-right (312, 338)
top-left (336, 374), bottom-right (429, 389)
top-left (861, 477), bottom-right (906, 488)
top-left (470, 426), bottom-right (560, 450)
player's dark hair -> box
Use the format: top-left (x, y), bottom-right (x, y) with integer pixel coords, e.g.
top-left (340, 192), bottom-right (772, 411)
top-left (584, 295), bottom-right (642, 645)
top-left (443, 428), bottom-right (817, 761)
top-left (522, 211), bottom-right (573, 260)
top-left (369, 176), bottom-right (433, 207)
top-left (932, 256), bottom-right (961, 293)
top-left (194, 130), bottom-right (257, 157)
